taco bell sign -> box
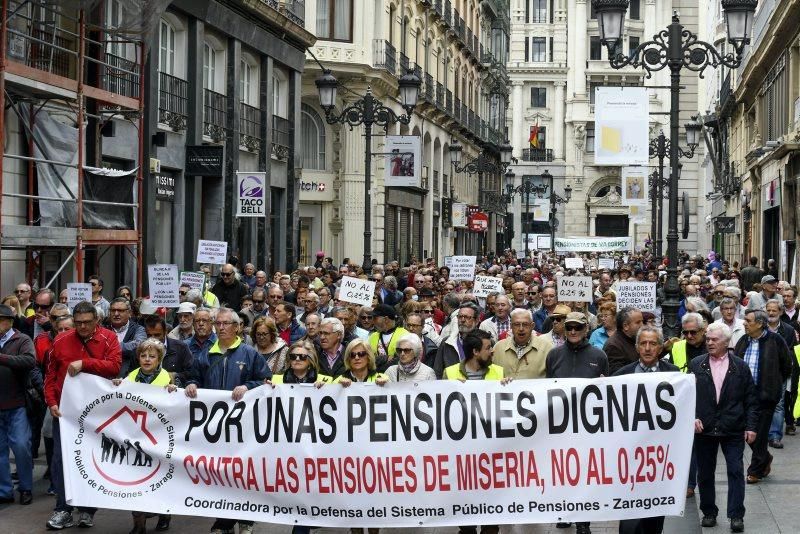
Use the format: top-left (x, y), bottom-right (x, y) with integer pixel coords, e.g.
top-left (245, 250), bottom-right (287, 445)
top-left (236, 172), bottom-right (266, 217)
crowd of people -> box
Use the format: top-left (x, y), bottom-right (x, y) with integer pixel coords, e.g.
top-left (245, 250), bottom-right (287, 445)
top-left (1, 249), bottom-right (797, 534)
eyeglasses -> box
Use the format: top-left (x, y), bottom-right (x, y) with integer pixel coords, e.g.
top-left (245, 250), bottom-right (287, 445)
top-left (565, 324), bottom-right (585, 332)
top-left (35, 303), bottom-right (53, 311)
top-left (194, 318), bottom-right (210, 324)
top-left (527, 292), bottom-right (538, 296)
top-left (552, 316), bottom-right (565, 322)
top-left (110, 308), bottom-right (128, 314)
top-left (360, 315), bottom-right (374, 319)
top-left (90, 282), bottom-right (99, 287)
top-left (457, 314), bottom-right (475, 321)
top-left (349, 351), bottom-right (368, 359)
top-left (682, 329), bottom-right (700, 336)
top-left (179, 291), bottom-right (188, 296)
top-left (14, 289), bottom-right (29, 293)
top-left (214, 321), bottom-right (236, 328)
top-left (288, 353), bottom-right (309, 361)
top-left (220, 272), bottom-right (234, 277)
top-left (319, 330), bottom-right (337, 336)
top-left (269, 294), bottom-right (281, 300)
top-left (421, 309), bottom-right (433, 314)
top-left (74, 319), bottom-right (95, 326)
top-left (406, 323), bottom-right (423, 329)
top-left (396, 347), bottom-right (415, 354)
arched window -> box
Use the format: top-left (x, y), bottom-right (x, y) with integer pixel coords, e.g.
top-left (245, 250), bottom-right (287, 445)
top-left (301, 104), bottom-right (326, 170)
top-left (159, 19), bottom-right (175, 75)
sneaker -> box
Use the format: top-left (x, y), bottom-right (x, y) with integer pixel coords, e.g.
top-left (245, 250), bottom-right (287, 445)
top-left (768, 439), bottom-right (783, 449)
top-left (156, 515), bottom-right (171, 531)
top-left (786, 425), bottom-right (796, 435)
top-left (47, 486), bottom-right (57, 496)
top-left (77, 511), bottom-right (94, 528)
top-left (238, 525), bottom-right (254, 534)
top-left (730, 518), bottom-right (744, 532)
top-left (20, 491), bottom-right (33, 505)
top-left (556, 523), bottom-right (571, 529)
top-left (701, 515), bottom-right (717, 528)
top-left (47, 511), bottom-right (75, 530)
top-left (576, 524), bottom-right (592, 534)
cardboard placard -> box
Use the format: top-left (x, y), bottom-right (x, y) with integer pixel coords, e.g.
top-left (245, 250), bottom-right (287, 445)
top-left (598, 257), bottom-right (616, 271)
top-left (565, 257), bottom-right (584, 270)
top-left (472, 275), bottom-right (504, 298)
top-left (196, 240), bottom-right (228, 265)
top-left (616, 282), bottom-right (657, 311)
top-left (147, 264), bottom-right (180, 307)
top-left (179, 271), bottom-right (206, 291)
top-left (338, 276), bottom-right (376, 307)
top-left (66, 283), bottom-right (92, 309)
top-left (448, 256), bottom-right (477, 281)
top-left (557, 276), bottom-right (593, 303)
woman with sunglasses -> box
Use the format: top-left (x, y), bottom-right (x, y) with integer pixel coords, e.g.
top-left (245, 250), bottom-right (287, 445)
top-left (384, 333), bottom-right (436, 382)
top-left (334, 339), bottom-right (388, 386)
top-left (251, 317), bottom-right (288, 375)
top-left (115, 286), bottom-right (133, 301)
top-left (268, 340), bottom-right (331, 385)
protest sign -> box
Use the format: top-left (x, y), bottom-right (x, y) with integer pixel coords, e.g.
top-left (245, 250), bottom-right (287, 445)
top-left (557, 276), bottom-right (593, 303)
top-left (555, 237), bottom-right (631, 252)
top-left (448, 256), bottom-right (476, 281)
top-left (616, 282), bottom-right (657, 311)
top-left (147, 264), bottom-right (180, 307)
top-left (60, 373), bottom-right (694, 527)
top-left (516, 249), bottom-right (526, 260)
top-left (196, 240), bottom-right (227, 265)
top-left (472, 275), bottom-right (503, 297)
top-left (179, 271), bottom-right (206, 291)
top-left (565, 257), bottom-right (584, 270)
top-left (598, 257), bottom-right (616, 271)
top-left (66, 283), bottom-right (92, 309)
top-left (338, 276), bottom-right (376, 307)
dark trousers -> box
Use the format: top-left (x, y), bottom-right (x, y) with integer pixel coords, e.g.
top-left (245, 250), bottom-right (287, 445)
top-left (52, 418), bottom-right (97, 515)
top-left (748, 401), bottom-right (776, 477)
top-left (696, 434), bottom-right (745, 520)
top-left (618, 516), bottom-right (664, 534)
top-left (210, 519), bottom-right (254, 531)
top-left (458, 527), bottom-right (498, 534)
top-left (687, 440), bottom-right (697, 489)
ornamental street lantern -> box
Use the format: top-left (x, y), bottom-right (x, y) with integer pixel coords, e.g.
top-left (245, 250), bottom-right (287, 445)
top-left (684, 121), bottom-right (702, 149)
top-left (722, 0), bottom-right (758, 56)
top-left (449, 142), bottom-right (463, 167)
top-left (315, 70), bottom-right (338, 110)
top-left (594, 0), bottom-right (629, 52)
top-left (398, 70), bottom-right (422, 112)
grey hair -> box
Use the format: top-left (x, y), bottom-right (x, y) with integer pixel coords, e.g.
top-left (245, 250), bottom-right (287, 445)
top-left (384, 275), bottom-right (398, 290)
top-left (509, 308), bottom-right (533, 322)
top-left (443, 293), bottom-right (461, 311)
top-left (765, 298), bottom-right (785, 312)
top-left (725, 287), bottom-right (742, 300)
top-left (718, 297), bottom-right (737, 309)
top-left (636, 325), bottom-right (664, 346)
top-left (216, 307), bottom-right (240, 325)
top-left (684, 296), bottom-right (709, 313)
top-left (705, 322), bottom-right (732, 341)
top-left (746, 309), bottom-right (769, 329)
top-left (50, 303), bottom-right (69, 315)
top-left (185, 288), bottom-right (203, 303)
top-left (681, 312), bottom-right (706, 329)
top-left (396, 333), bottom-right (423, 359)
top-left (320, 317), bottom-right (345, 336)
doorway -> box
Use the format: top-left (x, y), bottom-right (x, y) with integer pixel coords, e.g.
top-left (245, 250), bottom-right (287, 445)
top-left (596, 215), bottom-right (629, 237)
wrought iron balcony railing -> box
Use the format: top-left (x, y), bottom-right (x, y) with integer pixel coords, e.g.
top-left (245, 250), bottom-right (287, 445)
top-left (158, 72), bottom-right (188, 131)
top-left (203, 88), bottom-right (228, 142)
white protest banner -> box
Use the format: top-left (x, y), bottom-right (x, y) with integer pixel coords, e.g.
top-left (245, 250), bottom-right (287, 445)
top-left (448, 256), bottom-right (476, 281)
top-left (616, 282), bottom-right (657, 311)
top-left (444, 256), bottom-right (453, 269)
top-left (472, 275), bottom-right (503, 297)
top-left (516, 249), bottom-right (526, 260)
top-left (196, 240), bottom-right (227, 265)
top-left (622, 167), bottom-right (648, 206)
top-left (60, 373), bottom-right (694, 527)
top-left (565, 257), bottom-right (584, 270)
top-left (557, 276), bottom-right (593, 303)
top-left (67, 283), bottom-right (92, 309)
top-left (236, 172), bottom-right (266, 217)
top-left (147, 264), bottom-right (180, 307)
top-left (594, 87), bottom-right (649, 165)
top-left (179, 271), bottom-right (206, 291)
top-left (536, 235), bottom-right (552, 250)
top-left (555, 237), bottom-right (631, 252)
top-left (385, 136), bottom-right (421, 188)
top-left (338, 276), bottom-right (376, 307)
top-left (598, 257), bottom-right (616, 271)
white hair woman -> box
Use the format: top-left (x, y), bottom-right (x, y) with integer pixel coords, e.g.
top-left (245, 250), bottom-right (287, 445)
top-left (385, 333), bottom-right (436, 382)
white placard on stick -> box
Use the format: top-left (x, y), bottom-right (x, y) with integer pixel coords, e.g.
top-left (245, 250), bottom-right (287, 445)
top-left (147, 264), bottom-right (180, 307)
top-left (557, 276), bottom-right (593, 303)
top-left (565, 257), bottom-right (584, 270)
top-left (66, 283), bottom-right (92, 309)
top-left (448, 256), bottom-right (477, 281)
top-left (472, 275), bottom-right (504, 297)
top-left (179, 271), bottom-right (206, 291)
top-left (616, 282), bottom-right (657, 311)
top-left (598, 257), bottom-right (616, 271)
top-left (196, 240), bottom-right (228, 265)
top-left (338, 276), bottom-right (376, 307)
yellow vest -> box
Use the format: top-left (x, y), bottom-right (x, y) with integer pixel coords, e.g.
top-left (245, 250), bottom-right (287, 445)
top-left (271, 373), bottom-right (332, 385)
top-left (368, 327), bottom-right (410, 359)
top-left (125, 368), bottom-right (172, 386)
top-left (670, 340), bottom-right (690, 373)
top-left (793, 345), bottom-right (800, 420)
top-left (203, 290), bottom-right (219, 308)
top-left (445, 363), bottom-right (504, 381)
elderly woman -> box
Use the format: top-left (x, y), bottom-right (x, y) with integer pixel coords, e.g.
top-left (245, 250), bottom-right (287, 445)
top-left (268, 340), bottom-right (331, 385)
top-left (385, 333), bottom-right (436, 382)
top-left (111, 339), bottom-right (176, 534)
top-left (335, 339), bottom-right (388, 385)
top-left (589, 301), bottom-right (616, 350)
top-left (251, 316), bottom-right (288, 375)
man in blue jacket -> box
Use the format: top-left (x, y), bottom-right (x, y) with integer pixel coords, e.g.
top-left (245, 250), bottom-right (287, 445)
top-left (185, 307), bottom-right (269, 534)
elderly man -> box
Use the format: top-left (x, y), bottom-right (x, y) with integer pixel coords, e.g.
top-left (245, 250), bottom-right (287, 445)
top-left (185, 308), bottom-right (268, 534)
top-left (332, 306), bottom-right (369, 340)
top-left (667, 312), bottom-right (708, 372)
top-left (304, 312), bottom-right (322, 341)
top-left (533, 286), bottom-right (558, 332)
top-left (20, 288), bottom-right (56, 340)
top-left (240, 263), bottom-right (257, 290)
top-left (14, 283), bottom-right (34, 317)
top-left (369, 304), bottom-right (410, 371)
top-left (510, 281), bottom-right (529, 309)
top-left (168, 302), bottom-right (196, 341)
top-left (108, 297), bottom-right (147, 377)
top-left (273, 301), bottom-right (306, 344)
top-left (539, 304), bottom-right (572, 348)
top-left (433, 302), bottom-right (481, 378)
top-left (764, 299), bottom-right (798, 449)
top-left (714, 298), bottom-right (746, 348)
top-left (547, 312), bottom-right (609, 378)
top-left (690, 323), bottom-right (758, 533)
top-left (479, 295), bottom-right (512, 343)
top-left (493, 308), bottom-right (553, 379)
top-left (317, 287), bottom-right (333, 317)
top-left (267, 285), bottom-right (284, 317)
top-left (734, 310), bottom-right (792, 484)
top-left (298, 291), bottom-right (320, 324)
top-left (604, 307), bottom-right (644, 374)
top-left (186, 308), bottom-right (217, 361)
top-left (316, 317), bottom-right (351, 378)
top-left (403, 312), bottom-right (438, 365)
top-left (211, 263), bottom-right (249, 309)
top-left (253, 270), bottom-right (269, 291)
top-left (747, 275), bottom-right (784, 311)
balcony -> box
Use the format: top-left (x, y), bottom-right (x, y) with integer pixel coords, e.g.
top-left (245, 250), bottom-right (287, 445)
top-left (460, 103), bottom-right (468, 126)
top-left (203, 89), bottom-right (228, 143)
top-left (281, 0), bottom-right (305, 27)
top-left (457, 17), bottom-right (466, 42)
top-left (446, 89), bottom-right (453, 114)
top-left (436, 82), bottom-right (445, 109)
top-left (443, 0), bottom-right (452, 27)
top-left (424, 73), bottom-right (434, 101)
top-left (158, 72), bottom-right (188, 131)
top-left (374, 40), bottom-right (397, 75)
top-left (719, 73), bottom-right (734, 117)
top-left (522, 148), bottom-right (554, 162)
top-left (103, 53), bottom-right (139, 99)
top-left (272, 115), bottom-right (291, 160)
top-left (466, 28), bottom-right (473, 53)
top-left (399, 52), bottom-right (410, 73)
top-left (240, 102), bottom-right (261, 153)
top-left (454, 97), bottom-right (461, 121)
top-left (434, 0), bottom-right (443, 17)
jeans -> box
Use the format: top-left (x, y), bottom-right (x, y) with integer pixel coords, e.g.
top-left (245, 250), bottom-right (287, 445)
top-left (696, 434), bottom-right (745, 520)
top-left (749, 401), bottom-right (777, 477)
top-left (769, 396), bottom-right (785, 441)
top-left (0, 407), bottom-right (33, 496)
top-left (52, 418), bottom-right (97, 514)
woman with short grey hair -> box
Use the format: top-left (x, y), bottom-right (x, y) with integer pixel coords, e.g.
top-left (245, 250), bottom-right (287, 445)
top-left (385, 333), bottom-right (436, 382)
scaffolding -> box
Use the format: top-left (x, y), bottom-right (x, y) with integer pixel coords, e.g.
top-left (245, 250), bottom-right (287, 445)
top-left (0, 0), bottom-right (145, 293)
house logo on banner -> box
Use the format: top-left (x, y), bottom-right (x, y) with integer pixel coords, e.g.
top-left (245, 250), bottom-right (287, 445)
top-left (72, 391), bottom-right (175, 495)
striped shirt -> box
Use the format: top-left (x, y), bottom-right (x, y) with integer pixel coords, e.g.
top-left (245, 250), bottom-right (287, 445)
top-left (742, 331), bottom-right (767, 385)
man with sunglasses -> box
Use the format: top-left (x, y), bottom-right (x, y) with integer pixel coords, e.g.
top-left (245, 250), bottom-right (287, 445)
top-left (210, 264), bottom-right (249, 309)
top-left (18, 288), bottom-right (56, 340)
top-left (87, 275), bottom-right (109, 321)
top-left (433, 302), bottom-right (480, 378)
top-left (666, 313), bottom-right (708, 373)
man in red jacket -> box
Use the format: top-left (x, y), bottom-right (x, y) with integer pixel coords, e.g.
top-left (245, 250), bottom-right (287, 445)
top-left (44, 301), bottom-right (121, 531)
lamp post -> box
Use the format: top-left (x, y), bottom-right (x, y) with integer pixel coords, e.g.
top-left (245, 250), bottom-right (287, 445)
top-left (593, 0), bottom-right (757, 337)
top-left (505, 175), bottom-right (549, 260)
top-left (504, 170), bottom-right (570, 256)
top-left (315, 70), bottom-right (421, 273)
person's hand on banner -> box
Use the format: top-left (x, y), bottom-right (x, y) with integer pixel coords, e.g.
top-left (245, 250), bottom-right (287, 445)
top-left (745, 431), bottom-right (756, 444)
top-left (265, 379), bottom-right (274, 388)
top-left (231, 385), bottom-right (248, 401)
top-left (338, 378), bottom-right (353, 387)
top-left (376, 377), bottom-right (388, 386)
top-left (67, 360), bottom-right (83, 377)
top-left (694, 419), bottom-right (704, 433)
top-left (49, 405), bottom-right (61, 418)
top-left (501, 377), bottom-right (514, 386)
top-left (314, 381), bottom-right (326, 389)
top-left (112, 378), bottom-right (123, 386)
top-left (185, 384), bottom-right (198, 398)
top-left (165, 384), bottom-right (177, 393)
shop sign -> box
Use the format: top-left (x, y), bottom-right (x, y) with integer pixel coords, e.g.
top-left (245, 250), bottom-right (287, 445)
top-left (441, 198), bottom-right (452, 227)
top-left (236, 172), bottom-right (266, 217)
top-left (154, 173), bottom-right (175, 201)
top-left (713, 217), bottom-right (735, 234)
top-left (299, 175), bottom-right (335, 202)
top-left (185, 145), bottom-right (224, 176)
top-left (452, 202), bottom-right (467, 227)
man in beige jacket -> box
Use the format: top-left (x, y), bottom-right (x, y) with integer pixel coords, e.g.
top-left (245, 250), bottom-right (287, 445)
top-left (492, 308), bottom-right (553, 379)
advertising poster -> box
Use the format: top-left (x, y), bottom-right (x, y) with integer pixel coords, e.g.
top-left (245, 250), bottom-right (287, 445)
top-left (594, 87), bottom-right (649, 165)
top-left (621, 167), bottom-right (649, 206)
top-left (452, 203), bottom-right (468, 228)
top-left (385, 136), bottom-right (421, 188)
top-left (236, 172), bottom-right (267, 217)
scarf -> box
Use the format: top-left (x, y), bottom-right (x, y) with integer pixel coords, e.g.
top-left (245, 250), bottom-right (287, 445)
top-left (135, 366), bottom-right (162, 384)
top-left (282, 369), bottom-right (318, 384)
top-left (399, 358), bottom-right (422, 375)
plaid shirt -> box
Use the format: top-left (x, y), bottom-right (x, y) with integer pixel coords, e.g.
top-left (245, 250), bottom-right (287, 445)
top-left (743, 330), bottom-right (767, 385)
top-left (494, 316), bottom-right (511, 339)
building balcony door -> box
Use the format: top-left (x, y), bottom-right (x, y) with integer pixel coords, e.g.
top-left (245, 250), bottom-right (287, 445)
top-left (595, 214), bottom-right (629, 237)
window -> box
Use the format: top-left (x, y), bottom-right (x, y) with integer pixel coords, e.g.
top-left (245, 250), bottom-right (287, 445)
top-left (240, 59), bottom-right (258, 105)
top-left (106, 0), bottom-right (126, 57)
top-left (586, 125), bottom-right (595, 153)
top-left (590, 36), bottom-right (601, 60)
top-left (629, 36), bottom-right (640, 55)
top-left (760, 52), bottom-right (788, 143)
top-left (301, 104), bottom-right (326, 170)
top-left (530, 87), bottom-right (546, 107)
top-left (316, 0), bottom-right (352, 42)
top-left (531, 37), bottom-right (546, 62)
top-left (612, 39), bottom-right (623, 58)
top-left (629, 0), bottom-right (640, 20)
top-left (159, 19), bottom-right (175, 74)
top-left (590, 4), bottom-right (596, 18)
top-left (532, 0), bottom-right (547, 23)
top-left (203, 42), bottom-right (216, 90)
top-left (549, 37), bottom-right (554, 62)
top-left (530, 126), bottom-right (546, 149)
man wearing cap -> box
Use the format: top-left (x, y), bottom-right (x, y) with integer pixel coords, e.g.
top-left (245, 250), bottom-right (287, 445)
top-left (747, 275), bottom-right (784, 311)
top-left (0, 304), bottom-right (36, 506)
top-left (604, 307), bottom-right (644, 374)
top-left (493, 308), bottom-right (553, 379)
top-left (539, 304), bottom-right (572, 348)
top-left (369, 304), bottom-right (410, 371)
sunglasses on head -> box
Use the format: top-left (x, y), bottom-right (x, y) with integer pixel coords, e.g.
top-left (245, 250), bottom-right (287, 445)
top-left (288, 353), bottom-right (309, 361)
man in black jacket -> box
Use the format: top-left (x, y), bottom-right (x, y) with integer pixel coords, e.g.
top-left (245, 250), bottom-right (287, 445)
top-left (765, 299), bottom-right (798, 447)
top-left (740, 256), bottom-right (763, 293)
top-left (547, 312), bottom-right (609, 379)
top-left (733, 310), bottom-right (791, 484)
top-left (211, 263), bottom-right (249, 309)
top-left (690, 322), bottom-right (758, 533)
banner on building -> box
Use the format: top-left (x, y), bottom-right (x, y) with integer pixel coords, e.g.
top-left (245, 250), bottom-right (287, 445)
top-left (555, 237), bottom-right (631, 252)
top-left (60, 373), bottom-right (694, 527)
top-left (385, 136), bottom-right (421, 188)
top-left (452, 203), bottom-right (468, 227)
top-left (621, 167), bottom-right (648, 206)
top-left (594, 87), bottom-right (649, 165)
top-left (236, 172), bottom-right (266, 217)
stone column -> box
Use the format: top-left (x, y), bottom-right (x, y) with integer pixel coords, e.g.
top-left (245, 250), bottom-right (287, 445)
top-left (512, 81), bottom-right (524, 158)
top-left (574, 0), bottom-right (588, 96)
top-left (589, 214), bottom-right (596, 236)
top-left (553, 81), bottom-right (566, 160)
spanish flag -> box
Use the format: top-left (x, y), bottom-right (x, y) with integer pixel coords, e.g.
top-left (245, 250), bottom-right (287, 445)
top-left (529, 122), bottom-right (540, 148)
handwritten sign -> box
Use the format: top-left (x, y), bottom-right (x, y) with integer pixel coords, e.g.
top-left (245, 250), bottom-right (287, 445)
top-left (472, 275), bottom-right (504, 297)
top-left (196, 239), bottom-right (228, 265)
top-left (449, 256), bottom-right (477, 281)
top-left (565, 257), bottom-right (584, 270)
top-left (179, 271), bottom-right (206, 291)
top-left (616, 282), bottom-right (657, 311)
top-left (598, 257), bottom-right (616, 271)
top-left (338, 276), bottom-right (376, 307)
top-left (66, 283), bottom-right (92, 309)
top-left (557, 276), bottom-right (593, 303)
top-left (147, 264), bottom-right (180, 307)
